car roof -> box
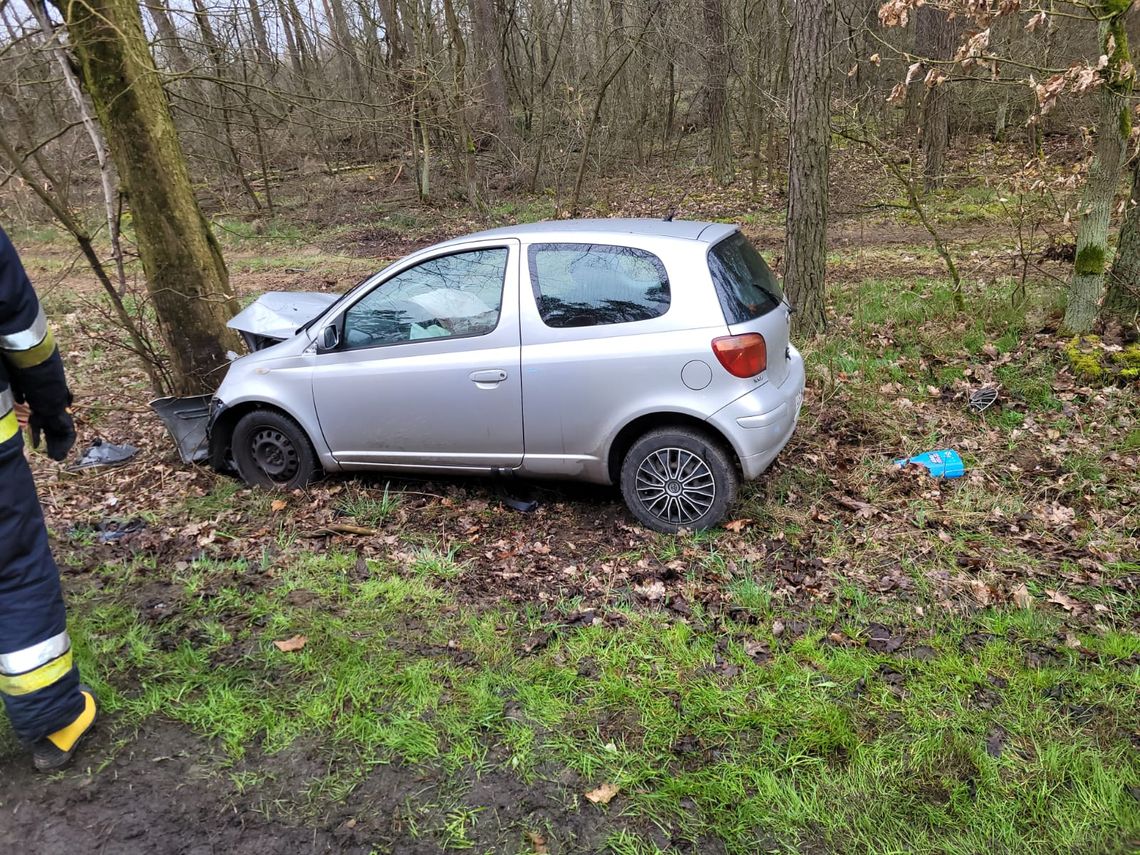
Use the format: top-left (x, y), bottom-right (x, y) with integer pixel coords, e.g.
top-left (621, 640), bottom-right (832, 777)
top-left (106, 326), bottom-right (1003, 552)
top-left (431, 218), bottom-right (739, 248)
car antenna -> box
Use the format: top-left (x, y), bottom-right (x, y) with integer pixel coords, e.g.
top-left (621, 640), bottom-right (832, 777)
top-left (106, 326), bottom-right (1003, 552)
top-left (664, 192), bottom-right (690, 222)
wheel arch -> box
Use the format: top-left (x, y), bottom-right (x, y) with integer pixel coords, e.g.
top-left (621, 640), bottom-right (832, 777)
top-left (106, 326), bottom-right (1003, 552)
top-left (209, 400), bottom-right (320, 473)
top-left (606, 412), bottom-right (741, 484)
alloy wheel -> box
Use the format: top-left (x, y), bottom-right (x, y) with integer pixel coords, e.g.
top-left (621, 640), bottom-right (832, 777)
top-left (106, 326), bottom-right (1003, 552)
top-left (634, 447), bottom-right (716, 526)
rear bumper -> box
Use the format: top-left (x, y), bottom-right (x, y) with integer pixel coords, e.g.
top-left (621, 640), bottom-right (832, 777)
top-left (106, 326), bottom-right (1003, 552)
top-left (708, 346), bottom-right (805, 480)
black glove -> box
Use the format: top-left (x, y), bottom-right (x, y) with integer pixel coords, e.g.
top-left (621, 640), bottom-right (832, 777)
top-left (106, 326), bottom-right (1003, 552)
top-left (29, 410), bottom-right (76, 461)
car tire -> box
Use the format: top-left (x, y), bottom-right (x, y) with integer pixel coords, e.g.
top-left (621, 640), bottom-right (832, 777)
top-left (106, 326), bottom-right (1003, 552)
top-left (231, 409), bottom-right (318, 490)
top-left (620, 427), bottom-right (738, 533)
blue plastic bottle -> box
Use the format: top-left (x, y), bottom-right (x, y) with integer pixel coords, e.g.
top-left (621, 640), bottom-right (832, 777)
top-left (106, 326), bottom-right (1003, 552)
top-left (894, 449), bottom-right (965, 478)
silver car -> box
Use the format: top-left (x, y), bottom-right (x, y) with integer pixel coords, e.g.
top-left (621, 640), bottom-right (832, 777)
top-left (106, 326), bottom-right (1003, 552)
top-left (207, 219), bottom-right (805, 532)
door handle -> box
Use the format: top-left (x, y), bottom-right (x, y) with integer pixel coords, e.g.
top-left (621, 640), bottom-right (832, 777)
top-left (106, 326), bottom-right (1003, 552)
top-left (469, 369), bottom-right (507, 384)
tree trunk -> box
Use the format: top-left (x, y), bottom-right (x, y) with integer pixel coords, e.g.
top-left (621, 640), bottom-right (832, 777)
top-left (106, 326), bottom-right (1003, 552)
top-left (1106, 154), bottom-right (1140, 321)
top-left (784, 0), bottom-right (833, 337)
top-left (247, 0), bottom-right (274, 66)
top-left (919, 5), bottom-right (954, 191)
top-left (1065, 16), bottom-right (1133, 334)
top-left (323, 0), bottom-right (365, 98)
top-left (57, 0), bottom-right (241, 395)
top-left (443, 0), bottom-right (479, 207)
top-left (472, 0), bottom-right (514, 154)
top-left (703, 0), bottom-right (732, 185)
top-left (144, 2), bottom-right (193, 73)
top-left (275, 0), bottom-right (305, 73)
top-left (190, 0), bottom-right (262, 210)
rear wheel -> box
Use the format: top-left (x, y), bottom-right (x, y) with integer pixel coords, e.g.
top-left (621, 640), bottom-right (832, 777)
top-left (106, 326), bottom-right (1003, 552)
top-left (620, 428), bottom-right (738, 533)
top-left (231, 409), bottom-right (317, 489)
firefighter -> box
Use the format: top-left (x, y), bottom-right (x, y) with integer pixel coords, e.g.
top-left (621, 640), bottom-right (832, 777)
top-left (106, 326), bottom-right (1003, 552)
top-left (0, 225), bottom-right (96, 770)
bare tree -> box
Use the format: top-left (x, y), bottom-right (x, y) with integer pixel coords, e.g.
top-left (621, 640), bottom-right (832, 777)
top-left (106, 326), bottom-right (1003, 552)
top-left (1106, 156), bottom-right (1140, 323)
top-left (704, 0), bottom-right (732, 184)
top-left (917, 5), bottom-right (954, 191)
top-left (784, 0), bottom-right (834, 336)
top-left (57, 0), bottom-right (241, 394)
top-left (1064, 12), bottom-right (1133, 334)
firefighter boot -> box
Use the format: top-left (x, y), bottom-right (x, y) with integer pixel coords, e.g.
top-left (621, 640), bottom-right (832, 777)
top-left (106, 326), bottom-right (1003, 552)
top-left (31, 685), bottom-right (97, 771)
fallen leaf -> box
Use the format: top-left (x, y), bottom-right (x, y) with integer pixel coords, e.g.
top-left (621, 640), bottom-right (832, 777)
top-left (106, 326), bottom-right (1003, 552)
top-left (635, 580), bottom-right (666, 601)
top-left (271, 499), bottom-right (287, 512)
top-left (584, 782), bottom-right (619, 805)
top-left (836, 496), bottom-right (876, 518)
top-left (986, 727), bottom-right (1006, 758)
top-left (526, 830), bottom-right (549, 854)
top-left (866, 624), bottom-right (903, 653)
top-left (1045, 589), bottom-right (1078, 611)
top-left (1012, 584), bottom-right (1033, 609)
top-left (723, 518), bottom-right (752, 532)
top-left (273, 634), bottom-right (308, 652)
top-left (522, 630), bottom-right (551, 653)
top-left (970, 580), bottom-right (991, 606)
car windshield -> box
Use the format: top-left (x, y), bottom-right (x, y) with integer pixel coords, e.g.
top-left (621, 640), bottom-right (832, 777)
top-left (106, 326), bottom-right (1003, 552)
top-left (708, 232), bottom-right (783, 324)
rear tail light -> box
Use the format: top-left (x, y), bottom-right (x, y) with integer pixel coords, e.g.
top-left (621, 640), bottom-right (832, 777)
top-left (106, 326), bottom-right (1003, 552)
top-left (712, 333), bottom-right (767, 378)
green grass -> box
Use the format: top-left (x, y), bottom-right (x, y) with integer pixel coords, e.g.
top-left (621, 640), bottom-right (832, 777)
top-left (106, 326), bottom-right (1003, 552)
top-left (337, 482), bottom-right (402, 527)
top-left (18, 547), bottom-right (1133, 854)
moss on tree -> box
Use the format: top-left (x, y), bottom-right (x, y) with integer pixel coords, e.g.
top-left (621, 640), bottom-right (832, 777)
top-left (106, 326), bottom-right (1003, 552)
top-left (1075, 244), bottom-right (1107, 276)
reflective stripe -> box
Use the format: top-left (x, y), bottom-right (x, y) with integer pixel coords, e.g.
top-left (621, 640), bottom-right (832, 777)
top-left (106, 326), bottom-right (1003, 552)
top-left (0, 650), bottom-right (73, 696)
top-left (0, 408), bottom-right (16, 445)
top-left (0, 387), bottom-right (17, 444)
top-left (0, 631), bottom-right (71, 675)
top-left (5, 327), bottom-right (55, 369)
top-left (0, 305), bottom-right (49, 351)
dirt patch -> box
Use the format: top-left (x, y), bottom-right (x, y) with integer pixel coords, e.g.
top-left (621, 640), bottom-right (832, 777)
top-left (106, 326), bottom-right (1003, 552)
top-left (0, 722), bottom-right (354, 855)
top-left (0, 718), bottom-right (669, 855)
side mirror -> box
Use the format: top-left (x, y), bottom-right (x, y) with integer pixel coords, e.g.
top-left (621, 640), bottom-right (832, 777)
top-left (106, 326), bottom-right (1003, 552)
top-left (319, 323), bottom-right (341, 352)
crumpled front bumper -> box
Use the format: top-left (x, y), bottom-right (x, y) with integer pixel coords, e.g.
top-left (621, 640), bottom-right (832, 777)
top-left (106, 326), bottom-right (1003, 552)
top-left (149, 395), bottom-right (213, 464)
top-left (708, 345), bottom-right (806, 480)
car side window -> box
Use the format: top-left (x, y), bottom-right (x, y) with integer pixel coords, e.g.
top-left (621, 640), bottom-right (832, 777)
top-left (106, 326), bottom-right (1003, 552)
top-left (528, 243), bottom-right (670, 328)
top-left (343, 248), bottom-right (508, 349)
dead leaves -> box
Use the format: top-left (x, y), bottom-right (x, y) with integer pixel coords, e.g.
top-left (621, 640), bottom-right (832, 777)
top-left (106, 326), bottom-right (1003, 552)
top-left (1011, 584), bottom-right (1034, 609)
top-left (584, 782), bottom-right (619, 805)
top-left (1045, 589), bottom-right (1079, 612)
top-left (273, 634), bottom-right (308, 653)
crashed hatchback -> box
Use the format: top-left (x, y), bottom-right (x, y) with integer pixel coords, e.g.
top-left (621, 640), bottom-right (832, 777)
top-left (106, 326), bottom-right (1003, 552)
top-left (201, 219), bottom-right (805, 533)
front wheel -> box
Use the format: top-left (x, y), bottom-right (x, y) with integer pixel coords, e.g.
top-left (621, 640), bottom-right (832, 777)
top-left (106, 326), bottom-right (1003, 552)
top-left (620, 428), bottom-right (738, 533)
top-left (231, 409), bottom-right (318, 489)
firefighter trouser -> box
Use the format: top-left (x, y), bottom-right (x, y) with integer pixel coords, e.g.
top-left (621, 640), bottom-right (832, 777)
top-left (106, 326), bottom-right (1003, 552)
top-left (0, 422), bottom-right (83, 744)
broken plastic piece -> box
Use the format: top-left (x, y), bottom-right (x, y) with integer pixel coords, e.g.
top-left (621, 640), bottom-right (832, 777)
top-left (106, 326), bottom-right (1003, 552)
top-left (968, 387), bottom-right (999, 413)
top-left (68, 439), bottom-right (138, 470)
top-left (93, 518), bottom-right (147, 543)
top-left (894, 449), bottom-right (964, 478)
top-left (150, 395), bottom-right (212, 464)
top-left (502, 495), bottom-right (539, 513)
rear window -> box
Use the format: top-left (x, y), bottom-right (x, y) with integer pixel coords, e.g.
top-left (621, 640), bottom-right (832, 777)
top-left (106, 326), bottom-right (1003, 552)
top-left (528, 243), bottom-right (670, 328)
top-left (708, 233), bottom-right (783, 324)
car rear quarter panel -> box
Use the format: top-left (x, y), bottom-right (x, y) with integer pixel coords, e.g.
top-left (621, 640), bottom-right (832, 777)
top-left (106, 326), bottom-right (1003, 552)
top-left (518, 233), bottom-right (761, 483)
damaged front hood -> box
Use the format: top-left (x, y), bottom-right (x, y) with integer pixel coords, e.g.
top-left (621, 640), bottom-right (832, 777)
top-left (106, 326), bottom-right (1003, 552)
top-left (228, 292), bottom-right (339, 348)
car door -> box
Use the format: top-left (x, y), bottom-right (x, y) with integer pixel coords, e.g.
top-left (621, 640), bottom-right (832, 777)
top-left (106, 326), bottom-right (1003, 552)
top-left (311, 240), bottom-right (523, 471)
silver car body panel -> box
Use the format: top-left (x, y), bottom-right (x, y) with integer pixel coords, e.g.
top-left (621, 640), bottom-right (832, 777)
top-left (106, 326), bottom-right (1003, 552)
top-left (227, 291), bottom-right (339, 341)
top-left (212, 219), bottom-right (805, 484)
